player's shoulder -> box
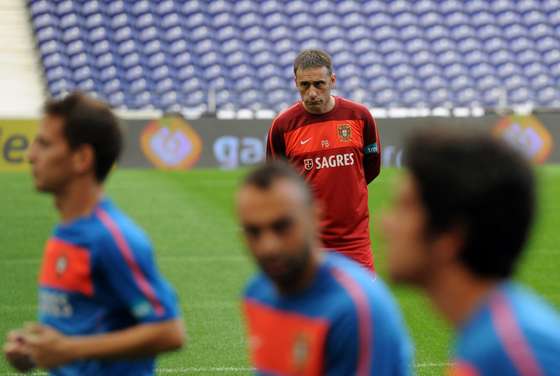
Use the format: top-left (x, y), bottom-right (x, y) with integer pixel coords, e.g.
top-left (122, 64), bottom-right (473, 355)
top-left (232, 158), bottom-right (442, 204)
top-left (91, 198), bottom-right (152, 255)
top-left (271, 102), bottom-right (303, 128)
top-left (244, 272), bottom-right (276, 303)
top-left (324, 253), bottom-right (396, 312)
top-left (504, 283), bottom-right (560, 346)
top-left (458, 283), bottom-right (560, 373)
top-left (336, 96), bottom-right (373, 117)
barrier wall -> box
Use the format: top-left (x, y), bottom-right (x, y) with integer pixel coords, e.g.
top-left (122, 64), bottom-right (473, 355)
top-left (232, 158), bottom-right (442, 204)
top-left (1, 113), bottom-right (558, 171)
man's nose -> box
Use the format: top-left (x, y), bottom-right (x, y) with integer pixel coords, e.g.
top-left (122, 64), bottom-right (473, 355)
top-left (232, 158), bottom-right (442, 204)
top-left (258, 230), bottom-right (282, 256)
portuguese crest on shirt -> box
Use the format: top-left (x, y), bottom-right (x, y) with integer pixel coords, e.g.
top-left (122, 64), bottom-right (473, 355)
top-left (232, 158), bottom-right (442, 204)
top-left (55, 255), bottom-right (68, 277)
top-left (337, 124), bottom-right (352, 142)
top-left (293, 333), bottom-right (311, 371)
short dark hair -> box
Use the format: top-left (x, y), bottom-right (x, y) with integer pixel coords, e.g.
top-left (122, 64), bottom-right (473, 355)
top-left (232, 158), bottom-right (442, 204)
top-left (243, 161), bottom-right (313, 206)
top-left (44, 92), bottom-right (122, 182)
top-left (293, 49), bottom-right (333, 76)
top-left (404, 129), bottom-right (536, 279)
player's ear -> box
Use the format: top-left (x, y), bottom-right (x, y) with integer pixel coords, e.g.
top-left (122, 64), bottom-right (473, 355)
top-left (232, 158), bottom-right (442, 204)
top-left (432, 225), bottom-right (465, 264)
top-left (72, 144), bottom-right (95, 176)
top-left (330, 73), bottom-right (336, 86)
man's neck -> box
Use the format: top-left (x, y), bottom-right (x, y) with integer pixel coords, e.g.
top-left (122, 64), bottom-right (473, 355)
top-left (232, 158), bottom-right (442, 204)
top-left (425, 266), bottom-right (499, 328)
top-left (54, 178), bottom-right (103, 223)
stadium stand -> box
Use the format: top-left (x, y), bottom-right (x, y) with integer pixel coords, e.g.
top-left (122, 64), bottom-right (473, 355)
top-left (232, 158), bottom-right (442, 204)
top-left (27, 0), bottom-right (560, 116)
top-left (0, 0), bottom-right (44, 117)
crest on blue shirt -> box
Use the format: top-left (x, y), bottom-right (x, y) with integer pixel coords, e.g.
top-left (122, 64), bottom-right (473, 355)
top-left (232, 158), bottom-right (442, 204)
top-left (293, 333), bottom-right (310, 370)
top-left (55, 255), bottom-right (68, 277)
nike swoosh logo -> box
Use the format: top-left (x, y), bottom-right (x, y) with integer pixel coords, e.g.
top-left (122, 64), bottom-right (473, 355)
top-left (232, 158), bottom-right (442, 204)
top-left (300, 138), bottom-right (312, 145)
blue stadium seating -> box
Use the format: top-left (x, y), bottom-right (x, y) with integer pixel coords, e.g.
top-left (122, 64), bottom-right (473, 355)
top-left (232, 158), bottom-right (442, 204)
top-left (27, 0), bottom-right (560, 112)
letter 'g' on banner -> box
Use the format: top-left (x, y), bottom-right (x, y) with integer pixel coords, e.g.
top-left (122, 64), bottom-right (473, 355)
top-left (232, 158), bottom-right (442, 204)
top-left (140, 116), bottom-right (202, 170)
top-left (0, 120), bottom-right (37, 171)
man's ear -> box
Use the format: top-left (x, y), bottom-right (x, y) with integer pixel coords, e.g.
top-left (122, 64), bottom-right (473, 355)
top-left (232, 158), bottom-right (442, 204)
top-left (330, 73), bottom-right (336, 87)
top-left (72, 144), bottom-right (95, 177)
top-left (432, 225), bottom-right (465, 264)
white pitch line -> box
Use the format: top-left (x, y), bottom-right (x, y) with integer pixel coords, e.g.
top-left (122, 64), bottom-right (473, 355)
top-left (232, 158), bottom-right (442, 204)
top-left (1, 363), bottom-right (449, 375)
top-left (416, 362), bottom-right (451, 368)
top-left (157, 367), bottom-right (252, 373)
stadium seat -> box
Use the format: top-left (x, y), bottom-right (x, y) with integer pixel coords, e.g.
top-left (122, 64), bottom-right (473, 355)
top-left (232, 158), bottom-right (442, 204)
top-left (26, 0), bottom-right (560, 111)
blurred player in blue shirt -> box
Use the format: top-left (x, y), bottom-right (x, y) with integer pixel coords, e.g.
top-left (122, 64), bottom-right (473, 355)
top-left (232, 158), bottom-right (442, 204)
top-left (236, 161), bottom-right (413, 375)
top-left (383, 130), bottom-right (560, 376)
top-left (3, 92), bottom-right (185, 375)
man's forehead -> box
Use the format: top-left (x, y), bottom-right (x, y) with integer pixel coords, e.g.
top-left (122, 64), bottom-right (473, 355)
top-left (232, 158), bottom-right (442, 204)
top-left (41, 115), bottom-right (64, 131)
top-left (296, 66), bottom-right (330, 81)
top-left (38, 115), bottom-right (63, 137)
top-left (238, 180), bottom-right (307, 208)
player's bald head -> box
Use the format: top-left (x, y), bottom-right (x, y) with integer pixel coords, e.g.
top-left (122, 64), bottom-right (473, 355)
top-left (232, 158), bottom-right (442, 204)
top-left (239, 161), bottom-right (313, 207)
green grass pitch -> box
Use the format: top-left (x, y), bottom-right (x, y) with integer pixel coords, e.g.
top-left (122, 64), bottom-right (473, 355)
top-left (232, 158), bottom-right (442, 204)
top-left (1, 167), bottom-right (559, 375)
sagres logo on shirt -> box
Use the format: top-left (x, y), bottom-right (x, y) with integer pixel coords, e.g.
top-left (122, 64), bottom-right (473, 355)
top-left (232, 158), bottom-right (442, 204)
top-left (304, 153), bottom-right (356, 171)
top-left (493, 115), bottom-right (553, 164)
top-left (140, 116), bottom-right (202, 170)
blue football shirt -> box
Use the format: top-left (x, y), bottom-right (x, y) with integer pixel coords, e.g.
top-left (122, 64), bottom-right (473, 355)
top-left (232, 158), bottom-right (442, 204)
top-left (448, 282), bottom-right (560, 376)
top-left (38, 198), bottom-right (180, 376)
top-left (243, 252), bottom-right (414, 375)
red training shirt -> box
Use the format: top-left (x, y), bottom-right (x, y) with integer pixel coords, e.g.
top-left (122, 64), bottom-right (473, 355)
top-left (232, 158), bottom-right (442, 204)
top-left (266, 96), bottom-right (381, 270)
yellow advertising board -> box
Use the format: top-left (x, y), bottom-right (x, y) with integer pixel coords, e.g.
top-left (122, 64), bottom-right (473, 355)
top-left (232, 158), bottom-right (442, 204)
top-left (0, 120), bottom-right (37, 172)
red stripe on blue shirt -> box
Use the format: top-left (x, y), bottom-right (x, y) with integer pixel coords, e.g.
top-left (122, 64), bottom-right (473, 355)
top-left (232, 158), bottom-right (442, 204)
top-left (490, 291), bottom-right (543, 376)
top-left (96, 208), bottom-right (165, 316)
top-left (331, 267), bottom-right (373, 375)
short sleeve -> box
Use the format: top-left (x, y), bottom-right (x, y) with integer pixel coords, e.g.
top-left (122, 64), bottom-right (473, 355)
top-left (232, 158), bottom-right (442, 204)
top-left (266, 118), bottom-right (286, 160)
top-left (362, 110), bottom-right (381, 184)
top-left (96, 217), bottom-right (179, 323)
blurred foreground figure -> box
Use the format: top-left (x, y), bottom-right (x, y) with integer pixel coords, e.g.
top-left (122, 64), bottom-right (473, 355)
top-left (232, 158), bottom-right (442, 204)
top-left (383, 129), bottom-right (560, 376)
top-left (237, 161), bottom-right (412, 376)
top-left (4, 92), bottom-right (184, 375)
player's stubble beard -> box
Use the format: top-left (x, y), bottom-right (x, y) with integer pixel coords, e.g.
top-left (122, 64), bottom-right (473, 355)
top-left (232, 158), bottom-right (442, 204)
top-left (259, 244), bottom-right (313, 294)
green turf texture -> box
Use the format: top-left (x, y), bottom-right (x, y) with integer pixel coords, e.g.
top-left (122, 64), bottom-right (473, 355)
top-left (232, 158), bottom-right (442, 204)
top-left (1, 167), bottom-right (559, 375)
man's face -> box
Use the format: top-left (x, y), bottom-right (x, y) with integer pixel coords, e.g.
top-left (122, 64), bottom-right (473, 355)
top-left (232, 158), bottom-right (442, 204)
top-left (27, 115), bottom-right (75, 193)
top-left (295, 66), bottom-right (335, 114)
top-left (237, 180), bottom-right (316, 289)
top-left (382, 173), bottom-right (436, 285)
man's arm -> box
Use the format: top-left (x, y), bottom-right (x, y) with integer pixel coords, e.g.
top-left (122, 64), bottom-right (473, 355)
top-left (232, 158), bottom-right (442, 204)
top-left (266, 118), bottom-right (286, 160)
top-left (23, 319), bottom-right (184, 369)
top-left (363, 111), bottom-right (381, 184)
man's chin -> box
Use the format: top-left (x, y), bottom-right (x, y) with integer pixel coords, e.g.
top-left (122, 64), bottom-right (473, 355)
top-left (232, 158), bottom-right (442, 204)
top-left (33, 182), bottom-right (53, 193)
top-left (304, 103), bottom-right (323, 111)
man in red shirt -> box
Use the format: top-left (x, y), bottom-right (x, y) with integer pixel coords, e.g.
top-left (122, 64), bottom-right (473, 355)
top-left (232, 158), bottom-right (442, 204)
top-left (267, 49), bottom-right (381, 270)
